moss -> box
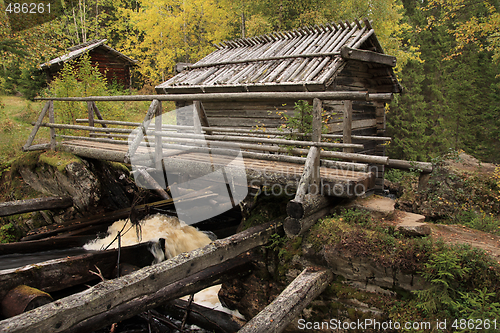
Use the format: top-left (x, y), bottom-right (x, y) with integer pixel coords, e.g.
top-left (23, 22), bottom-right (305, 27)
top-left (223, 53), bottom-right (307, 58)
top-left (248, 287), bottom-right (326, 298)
top-left (38, 151), bottom-right (82, 173)
top-left (105, 161), bottom-right (130, 174)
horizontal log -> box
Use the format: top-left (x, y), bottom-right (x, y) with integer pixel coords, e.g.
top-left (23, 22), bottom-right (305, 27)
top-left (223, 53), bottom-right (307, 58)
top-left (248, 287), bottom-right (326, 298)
top-left (0, 220), bottom-right (283, 333)
top-left (67, 252), bottom-right (253, 333)
top-left (22, 143), bottom-right (51, 151)
top-left (58, 144), bottom-right (126, 163)
top-left (35, 91), bottom-right (370, 102)
top-left (287, 194), bottom-right (337, 220)
top-left (0, 235), bottom-right (97, 256)
top-left (284, 205), bottom-right (337, 237)
top-left (75, 119), bottom-right (391, 141)
top-left (238, 267), bottom-right (333, 333)
top-left (20, 199), bottom-right (174, 242)
top-left (387, 159), bottom-right (433, 173)
top-left (0, 197), bottom-right (73, 217)
top-left (39, 123), bottom-right (133, 133)
top-left (161, 298), bottom-right (246, 333)
top-left (341, 46), bottom-right (397, 67)
top-left (152, 132), bottom-right (363, 149)
top-left (0, 242), bottom-right (157, 301)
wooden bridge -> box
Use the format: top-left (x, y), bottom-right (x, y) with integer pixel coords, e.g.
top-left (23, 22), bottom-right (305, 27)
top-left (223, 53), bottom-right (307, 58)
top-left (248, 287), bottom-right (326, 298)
top-left (26, 91), bottom-right (432, 235)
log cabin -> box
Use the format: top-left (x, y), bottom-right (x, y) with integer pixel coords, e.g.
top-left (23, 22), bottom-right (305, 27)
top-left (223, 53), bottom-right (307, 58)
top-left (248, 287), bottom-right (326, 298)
top-left (39, 39), bottom-right (137, 89)
top-left (155, 19), bottom-right (402, 192)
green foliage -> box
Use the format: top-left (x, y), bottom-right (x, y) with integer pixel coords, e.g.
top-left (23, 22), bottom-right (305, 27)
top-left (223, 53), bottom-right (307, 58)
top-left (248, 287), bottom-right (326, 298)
top-left (387, 0), bottom-right (500, 163)
top-left (454, 288), bottom-right (500, 333)
top-left (287, 100), bottom-right (313, 136)
top-left (414, 249), bottom-right (470, 315)
top-left (0, 223), bottom-right (18, 243)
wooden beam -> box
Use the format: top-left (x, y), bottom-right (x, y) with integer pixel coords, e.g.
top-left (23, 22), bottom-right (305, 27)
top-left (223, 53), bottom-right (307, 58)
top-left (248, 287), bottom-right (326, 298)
top-left (311, 99), bottom-right (322, 187)
top-left (0, 197), bottom-right (73, 217)
top-left (0, 242), bottom-right (157, 301)
top-left (340, 46), bottom-right (396, 67)
top-left (343, 100), bottom-right (353, 153)
top-left (0, 220), bottom-right (283, 333)
top-left (35, 91), bottom-right (369, 102)
top-left (136, 168), bottom-right (171, 200)
top-left (387, 159), bottom-right (433, 173)
top-left (284, 205), bottom-right (337, 237)
top-left (66, 252), bottom-right (253, 333)
top-left (238, 267), bottom-right (333, 333)
top-left (49, 101), bottom-right (56, 150)
top-left (161, 299), bottom-right (246, 333)
top-left (23, 101), bottom-right (50, 151)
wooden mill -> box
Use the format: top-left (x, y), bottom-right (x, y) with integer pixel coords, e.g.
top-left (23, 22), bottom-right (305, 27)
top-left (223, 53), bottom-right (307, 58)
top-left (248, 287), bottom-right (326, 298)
top-left (3, 20), bottom-right (435, 333)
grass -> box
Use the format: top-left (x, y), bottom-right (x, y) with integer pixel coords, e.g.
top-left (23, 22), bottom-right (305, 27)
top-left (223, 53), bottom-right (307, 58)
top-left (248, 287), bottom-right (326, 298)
top-left (0, 95), bottom-right (48, 165)
top-left (0, 95), bottom-right (177, 168)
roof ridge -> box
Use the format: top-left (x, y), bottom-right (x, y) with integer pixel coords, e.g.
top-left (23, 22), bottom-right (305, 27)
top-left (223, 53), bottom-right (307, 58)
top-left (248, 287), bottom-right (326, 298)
top-left (217, 19), bottom-right (367, 49)
top-left (67, 39), bottom-right (106, 52)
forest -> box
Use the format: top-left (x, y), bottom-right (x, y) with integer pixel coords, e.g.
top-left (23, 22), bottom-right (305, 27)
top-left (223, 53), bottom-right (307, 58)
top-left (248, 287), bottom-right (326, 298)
top-left (0, 0), bottom-right (499, 163)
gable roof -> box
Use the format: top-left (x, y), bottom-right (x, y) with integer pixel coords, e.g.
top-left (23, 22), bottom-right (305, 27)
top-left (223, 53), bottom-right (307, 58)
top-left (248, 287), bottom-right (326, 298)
top-left (156, 19), bottom-right (400, 94)
top-left (39, 39), bottom-right (137, 70)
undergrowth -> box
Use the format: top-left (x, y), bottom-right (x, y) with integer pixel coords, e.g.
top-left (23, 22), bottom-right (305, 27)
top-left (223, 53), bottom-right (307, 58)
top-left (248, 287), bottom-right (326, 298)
top-left (305, 208), bottom-right (500, 332)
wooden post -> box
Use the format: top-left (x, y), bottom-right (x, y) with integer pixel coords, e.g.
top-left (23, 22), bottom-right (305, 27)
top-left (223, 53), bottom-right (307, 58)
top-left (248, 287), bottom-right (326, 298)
top-left (87, 101), bottom-right (95, 137)
top-left (125, 99), bottom-right (159, 163)
top-left (194, 100), bottom-right (210, 133)
top-left (49, 101), bottom-right (56, 150)
top-left (91, 102), bottom-right (113, 139)
top-left (192, 101), bottom-right (203, 134)
top-left (343, 100), bottom-right (353, 153)
top-left (23, 101), bottom-right (50, 151)
top-left (155, 101), bottom-right (163, 169)
top-left (238, 267), bottom-right (333, 333)
top-left (311, 98), bottom-right (322, 189)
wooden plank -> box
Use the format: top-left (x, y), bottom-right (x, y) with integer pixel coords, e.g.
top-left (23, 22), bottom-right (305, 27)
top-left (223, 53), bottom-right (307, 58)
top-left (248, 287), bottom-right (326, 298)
top-left (0, 220), bottom-right (283, 333)
top-left (49, 101), bottom-right (56, 150)
top-left (328, 119), bottom-right (377, 133)
top-left (35, 91), bottom-right (369, 102)
top-left (0, 197), bottom-right (73, 217)
top-left (23, 101), bottom-right (50, 151)
top-left (343, 100), bottom-right (353, 153)
top-left (68, 252), bottom-right (253, 333)
top-left (0, 242), bottom-right (156, 301)
top-left (238, 267), bottom-right (333, 333)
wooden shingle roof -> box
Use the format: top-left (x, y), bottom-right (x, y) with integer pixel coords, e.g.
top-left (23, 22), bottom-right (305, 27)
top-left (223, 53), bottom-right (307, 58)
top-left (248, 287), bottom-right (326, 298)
top-left (39, 39), bottom-right (137, 70)
top-left (156, 19), bottom-right (400, 94)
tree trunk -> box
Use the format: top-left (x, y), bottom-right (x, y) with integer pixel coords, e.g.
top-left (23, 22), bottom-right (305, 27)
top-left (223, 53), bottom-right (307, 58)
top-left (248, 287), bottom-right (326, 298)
top-left (238, 267), bottom-right (333, 333)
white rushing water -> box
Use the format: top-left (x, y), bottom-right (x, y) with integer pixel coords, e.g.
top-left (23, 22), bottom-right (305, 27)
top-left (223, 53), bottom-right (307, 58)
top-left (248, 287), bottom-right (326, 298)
top-left (83, 213), bottom-right (244, 319)
top-left (83, 214), bottom-right (212, 258)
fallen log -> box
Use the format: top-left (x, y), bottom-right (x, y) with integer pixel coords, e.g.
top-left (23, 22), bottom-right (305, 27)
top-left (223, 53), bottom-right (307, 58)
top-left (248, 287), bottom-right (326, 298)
top-left (0, 220), bottom-right (282, 333)
top-left (160, 298), bottom-right (246, 333)
top-left (286, 194), bottom-right (337, 220)
top-left (284, 205), bottom-right (337, 237)
top-left (0, 235), bottom-right (96, 256)
top-left (20, 198), bottom-right (174, 243)
top-left (0, 197), bottom-right (73, 217)
top-left (238, 267), bottom-right (333, 333)
top-left (66, 252), bottom-right (254, 333)
top-left (0, 242), bottom-right (158, 301)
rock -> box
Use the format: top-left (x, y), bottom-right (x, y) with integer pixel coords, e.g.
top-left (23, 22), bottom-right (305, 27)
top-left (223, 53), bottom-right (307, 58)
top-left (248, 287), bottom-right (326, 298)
top-left (397, 212), bottom-right (430, 237)
top-left (17, 155), bottom-right (136, 215)
top-left (343, 195), bottom-right (395, 219)
top-left (18, 162), bottom-right (100, 213)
